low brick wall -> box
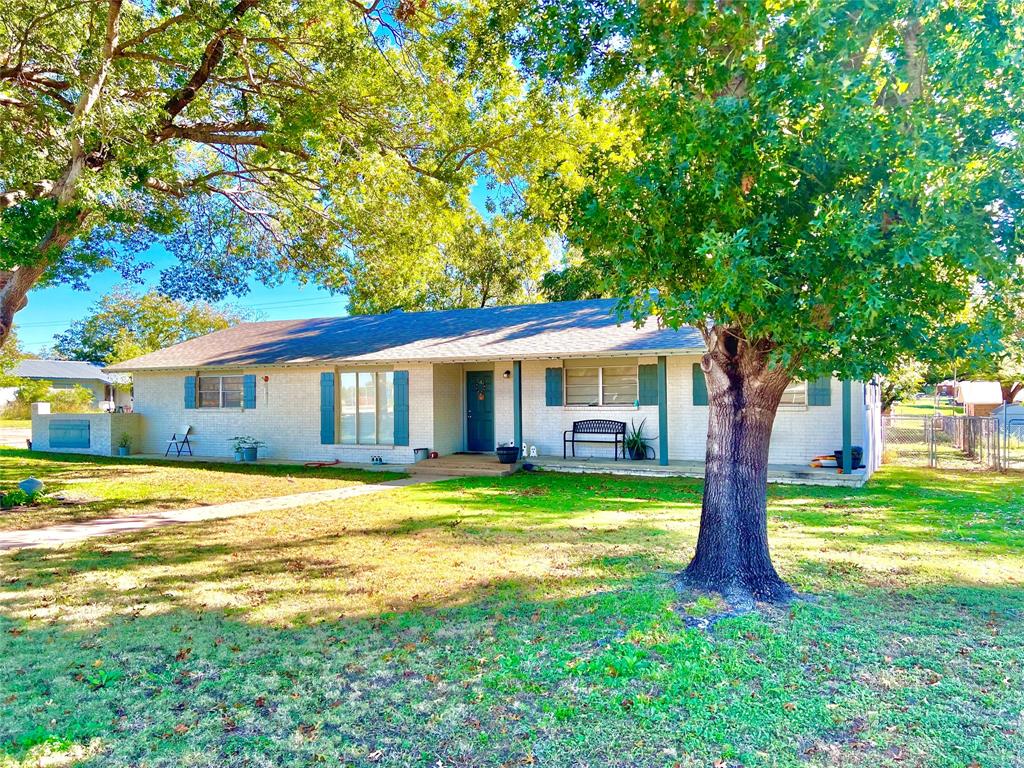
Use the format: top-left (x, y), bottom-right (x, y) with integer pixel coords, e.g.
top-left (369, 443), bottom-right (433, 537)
top-left (31, 403), bottom-right (144, 456)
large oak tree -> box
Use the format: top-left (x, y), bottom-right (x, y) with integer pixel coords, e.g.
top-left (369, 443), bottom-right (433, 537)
top-left (511, 0), bottom-right (1024, 601)
top-left (0, 0), bottom-right (546, 345)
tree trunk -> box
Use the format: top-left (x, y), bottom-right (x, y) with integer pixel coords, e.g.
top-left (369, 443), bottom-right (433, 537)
top-left (681, 327), bottom-right (794, 604)
top-left (1000, 381), bottom-right (1022, 404)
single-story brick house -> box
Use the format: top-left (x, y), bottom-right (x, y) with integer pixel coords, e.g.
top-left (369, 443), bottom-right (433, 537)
top-left (78, 299), bottom-right (880, 478)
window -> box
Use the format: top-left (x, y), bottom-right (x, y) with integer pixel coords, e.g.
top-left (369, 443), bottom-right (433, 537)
top-left (198, 375), bottom-right (243, 408)
top-left (338, 370), bottom-right (394, 445)
top-left (564, 363), bottom-right (638, 406)
top-left (780, 380), bottom-right (808, 406)
top-left (602, 365), bottom-right (638, 405)
top-left (565, 367), bottom-right (599, 406)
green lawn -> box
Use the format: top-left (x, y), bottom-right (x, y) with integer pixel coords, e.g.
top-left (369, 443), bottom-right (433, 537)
top-left (0, 449), bottom-right (403, 531)
top-left (891, 400), bottom-right (964, 416)
top-left (1, 466), bottom-right (1022, 767)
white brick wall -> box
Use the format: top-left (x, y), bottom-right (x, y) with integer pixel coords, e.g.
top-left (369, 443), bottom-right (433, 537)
top-left (521, 356), bottom-right (869, 465)
top-left (126, 358), bottom-right (871, 469)
top-left (664, 356), bottom-right (869, 464)
top-left (132, 364), bottom-right (433, 463)
top-left (520, 358), bottom-right (659, 459)
top-left (31, 404), bottom-right (143, 456)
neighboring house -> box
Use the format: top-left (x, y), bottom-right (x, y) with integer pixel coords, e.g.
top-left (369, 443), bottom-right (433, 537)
top-left (92, 299), bottom-right (880, 478)
top-left (955, 380), bottom-right (1023, 417)
top-left (1, 359), bottom-right (131, 411)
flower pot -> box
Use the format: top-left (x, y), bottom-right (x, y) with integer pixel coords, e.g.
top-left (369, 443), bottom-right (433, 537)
top-left (234, 450), bottom-right (244, 462)
top-left (495, 445), bottom-right (520, 464)
top-left (242, 446), bottom-right (258, 462)
top-left (833, 446), bottom-right (863, 470)
top-left (627, 445), bottom-right (648, 460)
top-left (118, 447), bottom-right (129, 457)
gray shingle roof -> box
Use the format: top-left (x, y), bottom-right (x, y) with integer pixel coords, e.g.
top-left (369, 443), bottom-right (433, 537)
top-left (14, 359), bottom-right (113, 383)
top-left (106, 299), bottom-right (705, 372)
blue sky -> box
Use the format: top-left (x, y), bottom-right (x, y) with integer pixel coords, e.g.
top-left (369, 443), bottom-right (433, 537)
top-left (16, 253), bottom-right (347, 354)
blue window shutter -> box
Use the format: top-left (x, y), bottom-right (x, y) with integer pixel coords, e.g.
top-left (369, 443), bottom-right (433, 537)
top-left (320, 372), bottom-right (335, 444)
top-left (808, 377), bottom-right (832, 406)
top-left (184, 376), bottom-right (196, 409)
top-left (545, 367), bottom-right (563, 406)
top-left (243, 375), bottom-right (256, 409)
top-left (692, 363), bottom-right (708, 406)
top-left (393, 370), bottom-right (409, 446)
top-left (638, 364), bottom-right (658, 405)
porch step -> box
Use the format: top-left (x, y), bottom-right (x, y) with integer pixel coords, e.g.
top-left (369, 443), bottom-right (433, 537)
top-left (405, 456), bottom-right (520, 478)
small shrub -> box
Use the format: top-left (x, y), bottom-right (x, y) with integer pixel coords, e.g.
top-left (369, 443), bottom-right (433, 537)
top-left (1, 488), bottom-right (36, 509)
top-left (1, 381), bottom-right (97, 419)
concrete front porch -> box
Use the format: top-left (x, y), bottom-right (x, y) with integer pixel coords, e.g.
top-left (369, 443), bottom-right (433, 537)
top-left (529, 455), bottom-right (867, 487)
top-left (124, 451), bottom-right (865, 486)
top-left (412, 453), bottom-right (868, 486)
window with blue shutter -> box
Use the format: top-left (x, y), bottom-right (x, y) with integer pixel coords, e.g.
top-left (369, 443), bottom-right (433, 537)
top-left (638, 364), bottom-right (658, 405)
top-left (320, 372), bottom-right (335, 444)
top-left (545, 367), bottom-right (563, 406)
top-left (393, 370), bottom-right (409, 445)
top-left (184, 376), bottom-right (196, 409)
top-left (808, 377), bottom-right (832, 406)
top-left (243, 375), bottom-right (256, 409)
top-left (692, 363), bottom-right (708, 406)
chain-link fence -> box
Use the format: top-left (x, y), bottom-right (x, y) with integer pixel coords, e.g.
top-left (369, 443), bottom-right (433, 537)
top-left (882, 414), bottom-right (1019, 471)
top-left (1003, 416), bottom-right (1024, 471)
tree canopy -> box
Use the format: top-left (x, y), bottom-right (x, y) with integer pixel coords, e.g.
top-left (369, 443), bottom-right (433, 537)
top-left (0, 0), bottom-right (551, 347)
top-left (512, 0), bottom-right (1023, 380)
top-left (53, 287), bottom-right (248, 364)
top-left (345, 214), bottom-right (550, 313)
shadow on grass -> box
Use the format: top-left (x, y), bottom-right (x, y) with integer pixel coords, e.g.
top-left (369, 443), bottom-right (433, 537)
top-left (0, 447), bottom-right (404, 484)
top-left (1, 566), bottom-right (1022, 768)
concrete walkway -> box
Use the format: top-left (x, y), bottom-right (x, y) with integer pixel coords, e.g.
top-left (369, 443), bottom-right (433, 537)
top-left (0, 475), bottom-right (445, 553)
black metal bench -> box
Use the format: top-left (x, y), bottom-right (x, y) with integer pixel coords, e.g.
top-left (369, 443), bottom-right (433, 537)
top-left (563, 419), bottom-right (626, 460)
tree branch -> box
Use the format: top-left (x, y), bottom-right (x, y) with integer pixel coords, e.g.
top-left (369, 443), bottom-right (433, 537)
top-left (162, 0), bottom-right (261, 120)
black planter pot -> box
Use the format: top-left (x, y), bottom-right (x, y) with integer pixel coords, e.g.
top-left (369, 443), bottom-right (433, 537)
top-left (496, 445), bottom-right (521, 464)
top-left (627, 445), bottom-right (647, 460)
top-left (833, 446), bottom-right (864, 469)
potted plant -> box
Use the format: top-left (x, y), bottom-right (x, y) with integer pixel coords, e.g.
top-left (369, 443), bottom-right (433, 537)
top-left (117, 432), bottom-right (132, 457)
top-left (233, 436), bottom-right (266, 462)
top-left (230, 436), bottom-right (248, 462)
top-left (495, 442), bottom-right (521, 464)
top-left (625, 419), bottom-right (653, 460)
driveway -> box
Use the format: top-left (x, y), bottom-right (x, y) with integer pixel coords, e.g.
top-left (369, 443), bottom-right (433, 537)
top-left (0, 426), bottom-right (30, 449)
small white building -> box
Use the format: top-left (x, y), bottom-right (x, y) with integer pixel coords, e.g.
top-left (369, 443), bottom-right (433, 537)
top-left (955, 380), bottom-right (1022, 417)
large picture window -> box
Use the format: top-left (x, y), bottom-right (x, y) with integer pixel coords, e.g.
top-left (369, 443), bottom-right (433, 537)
top-left (564, 363), bottom-right (638, 406)
top-left (339, 370), bottom-right (394, 445)
top-left (198, 375), bottom-right (243, 408)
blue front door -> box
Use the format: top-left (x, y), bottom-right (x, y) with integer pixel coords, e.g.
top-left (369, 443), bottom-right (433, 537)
top-left (466, 370), bottom-right (494, 452)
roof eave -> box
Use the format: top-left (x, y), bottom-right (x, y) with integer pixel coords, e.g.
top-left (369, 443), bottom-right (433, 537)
top-left (108, 346), bottom-right (708, 374)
